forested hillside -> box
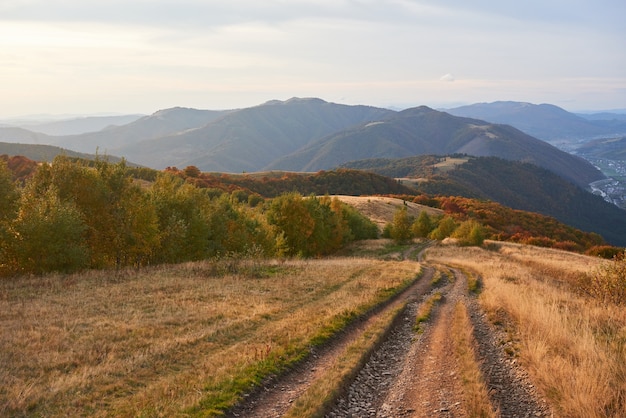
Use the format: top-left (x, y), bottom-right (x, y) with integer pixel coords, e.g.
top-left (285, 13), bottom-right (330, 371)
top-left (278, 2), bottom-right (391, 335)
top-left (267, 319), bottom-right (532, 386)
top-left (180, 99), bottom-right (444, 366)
top-left (0, 157), bottom-right (379, 276)
top-left (1, 156), bottom-right (621, 277)
top-left (342, 155), bottom-right (626, 246)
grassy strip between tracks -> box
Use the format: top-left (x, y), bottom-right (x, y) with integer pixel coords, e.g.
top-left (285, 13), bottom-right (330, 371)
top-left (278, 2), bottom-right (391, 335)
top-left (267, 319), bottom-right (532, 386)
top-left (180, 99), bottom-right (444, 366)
top-left (451, 301), bottom-right (497, 418)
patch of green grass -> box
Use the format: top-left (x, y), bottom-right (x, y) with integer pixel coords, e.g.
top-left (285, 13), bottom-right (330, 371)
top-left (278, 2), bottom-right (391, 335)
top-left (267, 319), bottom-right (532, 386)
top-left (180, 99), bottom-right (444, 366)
top-left (414, 292), bottom-right (443, 333)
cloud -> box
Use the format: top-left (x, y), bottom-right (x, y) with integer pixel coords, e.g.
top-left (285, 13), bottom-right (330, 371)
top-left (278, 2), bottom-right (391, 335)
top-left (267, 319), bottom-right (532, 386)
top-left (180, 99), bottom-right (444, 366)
top-left (440, 73), bottom-right (455, 82)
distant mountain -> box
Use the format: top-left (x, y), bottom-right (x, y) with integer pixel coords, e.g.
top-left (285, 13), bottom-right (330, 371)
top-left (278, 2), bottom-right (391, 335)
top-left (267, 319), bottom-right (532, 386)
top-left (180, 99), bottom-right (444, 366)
top-left (576, 136), bottom-right (626, 160)
top-left (114, 98), bottom-right (395, 172)
top-left (0, 142), bottom-right (126, 164)
top-left (576, 112), bottom-right (626, 122)
top-left (52, 107), bottom-right (229, 153)
top-left (341, 155), bottom-right (626, 246)
top-left (0, 108), bottom-right (228, 153)
top-left (9, 114), bottom-right (144, 136)
top-left (267, 106), bottom-right (603, 189)
top-left (1, 99), bottom-right (609, 190)
top-left (445, 101), bottom-right (626, 142)
top-left (0, 127), bottom-right (52, 144)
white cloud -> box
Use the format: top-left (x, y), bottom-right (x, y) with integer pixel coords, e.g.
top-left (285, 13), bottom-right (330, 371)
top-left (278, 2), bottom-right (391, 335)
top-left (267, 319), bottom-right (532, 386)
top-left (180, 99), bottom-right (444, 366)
top-left (440, 74), bottom-right (455, 82)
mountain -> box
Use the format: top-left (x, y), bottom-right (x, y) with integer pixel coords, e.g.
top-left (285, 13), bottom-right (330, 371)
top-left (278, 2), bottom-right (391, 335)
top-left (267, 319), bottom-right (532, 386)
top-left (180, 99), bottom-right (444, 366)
top-left (6, 114), bottom-right (144, 136)
top-left (52, 107), bottom-right (229, 153)
top-left (114, 98), bottom-right (395, 172)
top-left (0, 108), bottom-right (228, 154)
top-left (341, 155), bottom-right (626, 246)
top-left (0, 142), bottom-right (127, 165)
top-left (444, 101), bottom-right (626, 142)
top-left (576, 112), bottom-right (626, 122)
top-left (0, 99), bottom-right (608, 190)
top-left (267, 106), bottom-right (603, 188)
top-left (576, 136), bottom-right (626, 160)
top-left (0, 127), bottom-right (52, 144)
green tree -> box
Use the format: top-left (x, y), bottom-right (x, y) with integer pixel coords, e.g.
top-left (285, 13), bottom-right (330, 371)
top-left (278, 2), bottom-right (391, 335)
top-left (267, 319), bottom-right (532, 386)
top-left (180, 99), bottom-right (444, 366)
top-left (114, 185), bottom-right (160, 266)
top-left (0, 160), bottom-right (19, 223)
top-left (150, 172), bottom-right (211, 263)
top-left (0, 161), bottom-right (20, 274)
top-left (390, 206), bottom-right (414, 244)
top-left (304, 195), bottom-right (345, 256)
top-left (7, 186), bottom-right (89, 274)
top-left (452, 219), bottom-right (485, 246)
top-left (331, 197), bottom-right (378, 241)
top-left (429, 216), bottom-right (457, 241)
top-left (411, 210), bottom-right (434, 238)
top-left (266, 193), bottom-right (315, 257)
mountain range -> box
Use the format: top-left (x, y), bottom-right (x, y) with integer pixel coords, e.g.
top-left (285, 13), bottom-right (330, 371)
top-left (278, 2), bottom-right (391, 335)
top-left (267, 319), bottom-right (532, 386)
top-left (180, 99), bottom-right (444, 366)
top-left (444, 101), bottom-right (626, 143)
top-left (0, 114), bottom-right (144, 136)
top-left (0, 98), bottom-right (607, 190)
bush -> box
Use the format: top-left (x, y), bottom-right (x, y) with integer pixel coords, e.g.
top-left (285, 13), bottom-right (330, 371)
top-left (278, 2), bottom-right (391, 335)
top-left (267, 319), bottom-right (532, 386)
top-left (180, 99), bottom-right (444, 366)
top-left (577, 254), bottom-right (626, 305)
top-left (586, 245), bottom-right (625, 259)
top-left (429, 216), bottom-right (457, 241)
top-left (452, 220), bottom-right (485, 246)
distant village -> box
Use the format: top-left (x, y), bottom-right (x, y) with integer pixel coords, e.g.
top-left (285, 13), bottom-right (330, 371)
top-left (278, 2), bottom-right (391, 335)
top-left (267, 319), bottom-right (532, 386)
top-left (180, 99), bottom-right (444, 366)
top-left (588, 158), bottom-right (626, 209)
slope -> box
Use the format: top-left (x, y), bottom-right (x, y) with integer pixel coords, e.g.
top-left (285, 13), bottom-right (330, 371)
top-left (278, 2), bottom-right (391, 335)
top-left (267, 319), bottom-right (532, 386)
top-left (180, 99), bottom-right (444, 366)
top-left (0, 142), bottom-right (123, 165)
top-left (51, 107), bottom-right (229, 153)
top-left (445, 101), bottom-right (626, 142)
top-left (268, 106), bottom-right (604, 188)
top-left (115, 98), bottom-right (395, 171)
top-left (342, 155), bottom-right (626, 246)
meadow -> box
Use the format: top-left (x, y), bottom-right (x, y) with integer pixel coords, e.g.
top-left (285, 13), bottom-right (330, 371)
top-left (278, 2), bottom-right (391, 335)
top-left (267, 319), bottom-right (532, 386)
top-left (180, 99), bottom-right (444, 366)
top-left (0, 256), bottom-right (420, 417)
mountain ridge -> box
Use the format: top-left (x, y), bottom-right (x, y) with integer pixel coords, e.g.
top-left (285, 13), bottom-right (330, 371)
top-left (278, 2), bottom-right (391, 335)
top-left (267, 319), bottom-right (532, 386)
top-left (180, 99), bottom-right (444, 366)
top-left (445, 101), bottom-right (626, 142)
top-left (0, 98), bottom-right (610, 189)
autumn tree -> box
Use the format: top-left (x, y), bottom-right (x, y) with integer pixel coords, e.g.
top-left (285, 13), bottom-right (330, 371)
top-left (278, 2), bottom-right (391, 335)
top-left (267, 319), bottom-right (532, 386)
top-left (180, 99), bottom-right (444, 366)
top-left (0, 161), bottom-right (20, 274)
top-left (266, 192), bottom-right (315, 257)
top-left (331, 197), bottom-right (378, 241)
top-left (390, 206), bottom-right (414, 244)
top-left (304, 195), bottom-right (345, 256)
top-left (6, 186), bottom-right (89, 274)
top-left (411, 210), bottom-right (434, 238)
top-left (150, 172), bottom-right (211, 263)
top-left (429, 216), bottom-right (457, 241)
top-left (0, 160), bottom-right (19, 223)
top-left (452, 219), bottom-right (485, 246)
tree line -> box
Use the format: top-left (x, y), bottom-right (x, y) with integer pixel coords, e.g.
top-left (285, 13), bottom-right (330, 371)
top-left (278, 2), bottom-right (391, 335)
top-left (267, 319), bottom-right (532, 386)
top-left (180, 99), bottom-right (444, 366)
top-left (0, 157), bottom-right (378, 276)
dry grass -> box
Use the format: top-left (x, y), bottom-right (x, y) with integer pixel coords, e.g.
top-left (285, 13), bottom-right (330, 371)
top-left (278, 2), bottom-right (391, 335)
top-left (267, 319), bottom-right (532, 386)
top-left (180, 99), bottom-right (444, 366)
top-left (284, 303), bottom-right (406, 418)
top-left (333, 195), bottom-right (442, 230)
top-left (0, 258), bottom-right (420, 417)
top-left (426, 242), bottom-right (626, 418)
top-left (451, 301), bottom-right (497, 418)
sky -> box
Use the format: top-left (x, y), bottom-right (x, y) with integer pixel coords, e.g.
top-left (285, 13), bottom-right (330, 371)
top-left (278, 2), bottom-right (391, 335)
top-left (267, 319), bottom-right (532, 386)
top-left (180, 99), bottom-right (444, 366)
top-left (1, 0), bottom-right (625, 118)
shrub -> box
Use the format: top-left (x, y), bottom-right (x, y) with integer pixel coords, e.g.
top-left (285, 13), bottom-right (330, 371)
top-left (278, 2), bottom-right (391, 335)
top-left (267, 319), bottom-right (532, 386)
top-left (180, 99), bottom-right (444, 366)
top-left (429, 216), bottom-right (457, 241)
top-left (452, 220), bottom-right (485, 246)
top-left (577, 254), bottom-right (626, 305)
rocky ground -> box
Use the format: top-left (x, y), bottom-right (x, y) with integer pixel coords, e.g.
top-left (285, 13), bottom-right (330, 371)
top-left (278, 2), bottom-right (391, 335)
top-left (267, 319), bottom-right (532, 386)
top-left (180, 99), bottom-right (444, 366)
top-left (225, 260), bottom-right (553, 418)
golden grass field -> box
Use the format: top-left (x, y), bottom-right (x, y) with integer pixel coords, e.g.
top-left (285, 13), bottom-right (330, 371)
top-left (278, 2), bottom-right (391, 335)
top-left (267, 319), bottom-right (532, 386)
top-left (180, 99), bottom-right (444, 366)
top-left (426, 242), bottom-right (626, 418)
top-left (0, 257), bottom-right (420, 417)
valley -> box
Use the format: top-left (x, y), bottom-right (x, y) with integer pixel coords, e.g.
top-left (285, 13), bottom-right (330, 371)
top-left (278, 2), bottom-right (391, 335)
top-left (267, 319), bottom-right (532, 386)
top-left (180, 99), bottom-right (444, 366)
top-left (585, 157), bottom-right (626, 209)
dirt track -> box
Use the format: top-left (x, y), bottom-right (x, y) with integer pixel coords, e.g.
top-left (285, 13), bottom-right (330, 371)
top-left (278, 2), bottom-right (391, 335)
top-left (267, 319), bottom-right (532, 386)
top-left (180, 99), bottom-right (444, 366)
top-left (226, 257), bottom-right (552, 417)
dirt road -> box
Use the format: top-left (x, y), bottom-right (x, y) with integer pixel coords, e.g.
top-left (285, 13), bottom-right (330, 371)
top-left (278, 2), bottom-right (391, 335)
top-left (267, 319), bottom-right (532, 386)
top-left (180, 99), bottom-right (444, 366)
top-left (226, 264), bottom-right (552, 417)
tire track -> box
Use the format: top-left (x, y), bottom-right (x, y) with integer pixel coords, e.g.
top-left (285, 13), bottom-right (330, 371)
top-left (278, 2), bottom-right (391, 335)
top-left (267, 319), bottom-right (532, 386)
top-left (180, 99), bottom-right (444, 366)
top-left (225, 265), bottom-right (435, 418)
